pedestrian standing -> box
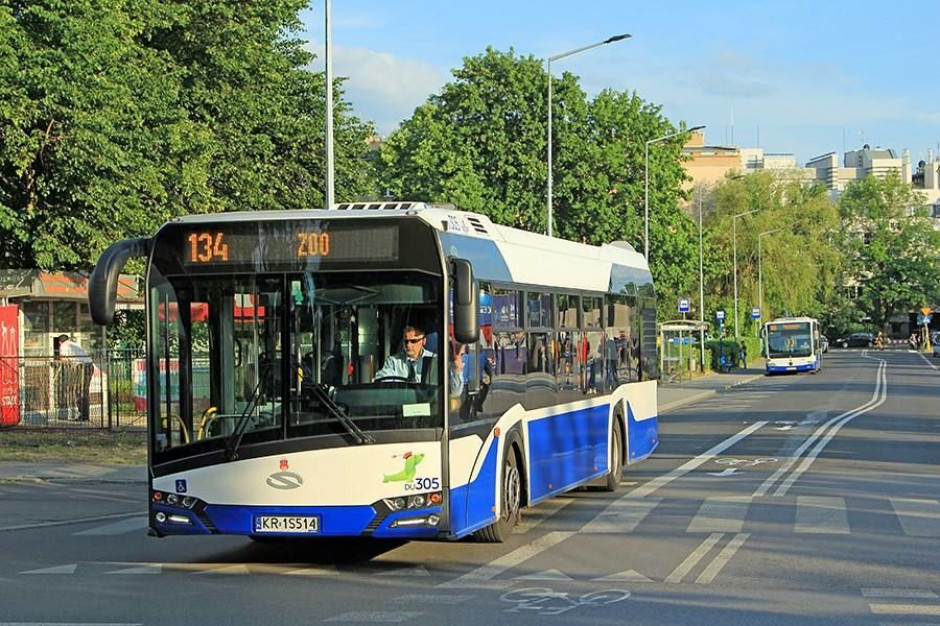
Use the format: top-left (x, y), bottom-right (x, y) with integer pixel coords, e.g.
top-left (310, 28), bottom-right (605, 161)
top-left (57, 334), bottom-right (93, 421)
top-left (739, 344), bottom-right (748, 368)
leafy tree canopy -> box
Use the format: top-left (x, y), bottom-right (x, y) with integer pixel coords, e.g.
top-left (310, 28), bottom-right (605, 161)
top-left (0, 0), bottom-right (377, 270)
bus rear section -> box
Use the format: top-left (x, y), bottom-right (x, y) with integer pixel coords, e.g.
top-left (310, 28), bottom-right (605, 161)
top-left (763, 318), bottom-right (821, 374)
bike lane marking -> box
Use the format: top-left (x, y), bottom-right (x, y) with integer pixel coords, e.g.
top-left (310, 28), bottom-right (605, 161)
top-left (695, 533), bottom-right (750, 584)
top-left (663, 533), bottom-right (723, 584)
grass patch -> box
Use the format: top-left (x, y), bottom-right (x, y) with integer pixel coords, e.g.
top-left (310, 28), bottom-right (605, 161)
top-left (0, 429), bottom-right (147, 465)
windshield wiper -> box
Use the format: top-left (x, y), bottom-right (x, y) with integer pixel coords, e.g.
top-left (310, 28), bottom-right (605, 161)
top-left (307, 383), bottom-right (374, 445)
top-left (224, 366), bottom-right (270, 461)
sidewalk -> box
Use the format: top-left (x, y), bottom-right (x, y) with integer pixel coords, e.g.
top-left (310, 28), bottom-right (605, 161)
top-left (0, 369), bottom-right (763, 483)
top-left (0, 461), bottom-right (146, 484)
top-left (658, 367), bottom-right (764, 413)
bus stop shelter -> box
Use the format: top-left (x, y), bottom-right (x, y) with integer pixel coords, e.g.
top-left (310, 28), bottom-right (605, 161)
top-left (658, 319), bottom-right (708, 383)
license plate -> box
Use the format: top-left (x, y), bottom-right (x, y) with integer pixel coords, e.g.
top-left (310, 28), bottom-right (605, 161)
top-left (253, 515), bottom-right (320, 533)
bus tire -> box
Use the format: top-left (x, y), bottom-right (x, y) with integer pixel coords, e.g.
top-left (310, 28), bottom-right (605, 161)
top-left (602, 419), bottom-right (623, 492)
top-left (474, 444), bottom-right (522, 543)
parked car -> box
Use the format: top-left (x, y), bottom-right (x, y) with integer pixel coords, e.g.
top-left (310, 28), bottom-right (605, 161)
top-left (834, 332), bottom-right (875, 348)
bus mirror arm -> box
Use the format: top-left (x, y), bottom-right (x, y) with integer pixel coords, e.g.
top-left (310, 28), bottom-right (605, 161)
top-left (450, 258), bottom-right (479, 344)
top-left (89, 237), bottom-right (151, 326)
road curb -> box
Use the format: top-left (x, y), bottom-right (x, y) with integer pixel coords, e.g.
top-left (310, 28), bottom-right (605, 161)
top-left (659, 373), bottom-right (764, 414)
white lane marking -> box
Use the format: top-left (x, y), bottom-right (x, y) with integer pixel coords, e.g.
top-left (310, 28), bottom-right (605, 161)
top-left (663, 533), bottom-right (723, 584)
top-left (695, 532), bottom-right (750, 584)
top-left (774, 360), bottom-right (887, 497)
top-left (890, 499), bottom-right (940, 537)
top-left (687, 497), bottom-right (751, 533)
top-left (325, 612), bottom-right (424, 623)
top-left (20, 564), bottom-right (78, 575)
top-left (514, 497), bottom-right (574, 534)
top-left (915, 351), bottom-right (938, 371)
top-left (514, 569), bottom-right (573, 581)
top-left (0, 511), bottom-right (144, 533)
top-left (396, 595), bottom-right (474, 605)
top-left (754, 360), bottom-right (886, 498)
top-left (74, 517), bottom-right (146, 536)
top-left (613, 421), bottom-right (767, 503)
top-left (591, 570), bottom-right (655, 583)
top-left (862, 589), bottom-right (938, 599)
top-left (437, 531), bottom-right (574, 588)
top-left (580, 498), bottom-right (660, 534)
top-left (376, 566), bottom-right (430, 577)
top-left (868, 604), bottom-right (940, 616)
top-left (106, 564), bottom-right (162, 575)
top-left (795, 497), bottom-right (849, 534)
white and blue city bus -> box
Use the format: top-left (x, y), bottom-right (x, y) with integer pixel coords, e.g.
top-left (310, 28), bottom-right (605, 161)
top-left (762, 316), bottom-right (822, 374)
top-left (89, 203), bottom-right (659, 542)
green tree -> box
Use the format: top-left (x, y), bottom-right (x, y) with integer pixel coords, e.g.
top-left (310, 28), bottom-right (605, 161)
top-left (706, 172), bottom-right (841, 335)
top-left (0, 1), bottom-right (377, 271)
top-left (376, 47), bottom-right (698, 316)
top-left (837, 172), bottom-right (940, 331)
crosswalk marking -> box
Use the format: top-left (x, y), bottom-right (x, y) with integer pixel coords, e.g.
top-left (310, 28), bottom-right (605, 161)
top-left (514, 496), bottom-right (574, 534)
top-left (325, 612), bottom-right (424, 623)
top-left (890, 498), bottom-right (940, 537)
top-left (695, 533), bottom-right (749, 584)
top-left (688, 497), bottom-right (751, 533)
top-left (863, 589), bottom-right (937, 599)
top-left (436, 531), bottom-right (574, 588)
top-left (580, 497), bottom-right (660, 534)
top-left (795, 496), bottom-right (849, 534)
top-left (664, 533), bottom-right (723, 583)
top-left (868, 604), bottom-right (940, 616)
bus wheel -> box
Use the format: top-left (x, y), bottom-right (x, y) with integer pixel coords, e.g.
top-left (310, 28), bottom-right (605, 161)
top-left (474, 445), bottom-right (522, 543)
top-left (602, 420), bottom-right (623, 492)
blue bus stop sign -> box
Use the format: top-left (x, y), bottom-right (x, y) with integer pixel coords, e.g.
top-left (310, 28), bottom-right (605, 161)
top-left (716, 309), bottom-right (725, 322)
top-left (678, 298), bottom-right (691, 313)
top-left (752, 307), bottom-right (761, 319)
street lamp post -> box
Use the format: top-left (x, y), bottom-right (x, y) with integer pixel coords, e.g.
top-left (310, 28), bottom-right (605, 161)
top-left (698, 187), bottom-right (706, 368)
top-left (644, 125), bottom-right (705, 259)
top-left (324, 0), bottom-right (335, 208)
top-left (732, 208), bottom-right (759, 341)
top-left (757, 229), bottom-right (781, 325)
top-left (547, 33), bottom-right (631, 237)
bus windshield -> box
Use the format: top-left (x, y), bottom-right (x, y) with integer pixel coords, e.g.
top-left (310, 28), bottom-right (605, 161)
top-left (148, 268), bottom-right (445, 461)
top-left (766, 323), bottom-right (813, 358)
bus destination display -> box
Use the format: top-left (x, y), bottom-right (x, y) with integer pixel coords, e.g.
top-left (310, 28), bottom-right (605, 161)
top-left (182, 225), bottom-right (399, 266)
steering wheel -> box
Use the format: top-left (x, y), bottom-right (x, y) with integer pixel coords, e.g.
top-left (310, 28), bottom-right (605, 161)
top-left (376, 376), bottom-right (412, 383)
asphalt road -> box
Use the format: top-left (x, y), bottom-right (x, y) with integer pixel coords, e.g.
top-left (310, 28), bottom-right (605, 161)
top-left (0, 349), bottom-right (937, 625)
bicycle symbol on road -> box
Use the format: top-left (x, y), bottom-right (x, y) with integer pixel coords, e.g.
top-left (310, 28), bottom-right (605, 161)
top-left (714, 457), bottom-right (778, 467)
top-left (500, 587), bottom-right (631, 616)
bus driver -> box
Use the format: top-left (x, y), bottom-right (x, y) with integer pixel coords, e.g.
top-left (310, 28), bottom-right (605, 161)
top-left (376, 325), bottom-right (464, 396)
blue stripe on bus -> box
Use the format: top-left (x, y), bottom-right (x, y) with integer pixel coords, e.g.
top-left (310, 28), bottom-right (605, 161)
top-left (626, 402), bottom-right (658, 462)
top-left (527, 404), bottom-right (610, 503)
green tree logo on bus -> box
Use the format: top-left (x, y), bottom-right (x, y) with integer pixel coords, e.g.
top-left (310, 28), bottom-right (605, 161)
top-left (383, 452), bottom-right (425, 483)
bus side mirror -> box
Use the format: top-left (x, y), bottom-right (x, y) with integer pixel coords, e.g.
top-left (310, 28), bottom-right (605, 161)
top-left (451, 258), bottom-right (479, 344)
top-left (89, 237), bottom-right (150, 325)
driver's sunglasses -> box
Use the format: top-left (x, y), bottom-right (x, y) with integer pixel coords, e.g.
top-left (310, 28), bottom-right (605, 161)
top-left (404, 336), bottom-right (425, 344)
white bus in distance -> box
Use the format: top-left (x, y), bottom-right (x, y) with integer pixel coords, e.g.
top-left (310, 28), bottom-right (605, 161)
top-left (763, 316), bottom-right (822, 374)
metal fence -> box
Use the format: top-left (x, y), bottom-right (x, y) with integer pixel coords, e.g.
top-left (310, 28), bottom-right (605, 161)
top-left (2, 348), bottom-right (147, 430)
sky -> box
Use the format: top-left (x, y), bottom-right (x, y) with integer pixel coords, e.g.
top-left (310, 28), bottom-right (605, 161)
top-left (298, 1), bottom-right (940, 166)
